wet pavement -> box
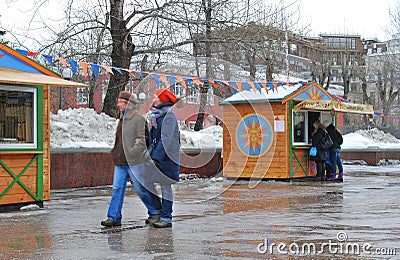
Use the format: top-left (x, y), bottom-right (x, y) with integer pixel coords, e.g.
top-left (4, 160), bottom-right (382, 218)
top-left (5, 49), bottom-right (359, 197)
top-left (1, 165), bottom-right (399, 259)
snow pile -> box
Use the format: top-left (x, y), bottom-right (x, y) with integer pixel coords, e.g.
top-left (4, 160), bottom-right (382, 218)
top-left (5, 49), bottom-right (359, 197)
top-left (50, 108), bottom-right (117, 149)
top-left (180, 126), bottom-right (223, 149)
top-left (50, 108), bottom-right (223, 149)
top-left (354, 128), bottom-right (400, 144)
top-left (342, 128), bottom-right (400, 150)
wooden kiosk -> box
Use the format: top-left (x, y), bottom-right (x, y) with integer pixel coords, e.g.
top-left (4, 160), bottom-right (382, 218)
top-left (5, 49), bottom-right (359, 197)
top-left (0, 43), bottom-right (87, 211)
top-left (221, 82), bottom-right (373, 180)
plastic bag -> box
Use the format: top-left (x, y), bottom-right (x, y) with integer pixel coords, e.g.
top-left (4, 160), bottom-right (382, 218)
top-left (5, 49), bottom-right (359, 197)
top-left (309, 146), bottom-right (317, 157)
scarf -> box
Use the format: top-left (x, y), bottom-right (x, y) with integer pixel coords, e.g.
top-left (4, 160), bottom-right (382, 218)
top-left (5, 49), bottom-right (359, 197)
top-left (149, 105), bottom-right (172, 128)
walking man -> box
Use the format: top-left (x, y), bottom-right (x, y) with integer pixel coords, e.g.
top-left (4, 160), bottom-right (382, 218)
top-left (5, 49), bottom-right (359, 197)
top-left (101, 91), bottom-right (148, 227)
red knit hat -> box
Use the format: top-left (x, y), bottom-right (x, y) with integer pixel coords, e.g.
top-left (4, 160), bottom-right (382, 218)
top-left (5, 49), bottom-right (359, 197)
top-left (154, 88), bottom-right (177, 104)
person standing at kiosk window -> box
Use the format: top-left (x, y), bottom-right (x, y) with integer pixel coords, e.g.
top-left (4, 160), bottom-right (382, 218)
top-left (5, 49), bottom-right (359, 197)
top-left (311, 120), bottom-right (327, 181)
top-left (323, 120), bottom-right (344, 182)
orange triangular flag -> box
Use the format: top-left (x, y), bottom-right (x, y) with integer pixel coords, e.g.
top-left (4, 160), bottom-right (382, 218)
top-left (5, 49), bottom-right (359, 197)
top-left (57, 57), bottom-right (67, 68)
top-left (101, 65), bottom-right (114, 75)
top-left (236, 82), bottom-right (243, 91)
top-left (260, 82), bottom-right (268, 94)
top-left (248, 82), bottom-right (257, 92)
top-left (79, 62), bottom-right (88, 78)
top-left (175, 76), bottom-right (187, 88)
top-left (158, 74), bottom-right (169, 86)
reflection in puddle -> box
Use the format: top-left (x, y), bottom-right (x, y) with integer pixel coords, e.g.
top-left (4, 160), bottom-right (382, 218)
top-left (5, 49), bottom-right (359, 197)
top-left (223, 181), bottom-right (344, 214)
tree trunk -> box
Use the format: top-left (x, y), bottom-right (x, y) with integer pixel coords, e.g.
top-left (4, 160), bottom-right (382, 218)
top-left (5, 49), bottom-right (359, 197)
top-left (194, 0), bottom-right (212, 131)
top-left (194, 84), bottom-right (210, 131)
top-left (102, 0), bottom-right (135, 118)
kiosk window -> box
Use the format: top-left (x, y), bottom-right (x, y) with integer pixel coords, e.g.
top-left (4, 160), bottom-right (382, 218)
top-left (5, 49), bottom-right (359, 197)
top-left (0, 86), bottom-right (37, 148)
top-left (293, 111), bottom-right (306, 143)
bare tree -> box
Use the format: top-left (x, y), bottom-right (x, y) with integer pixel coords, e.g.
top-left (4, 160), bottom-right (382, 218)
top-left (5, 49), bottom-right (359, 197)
top-left (2, 0), bottom-right (305, 120)
top-left (368, 53), bottom-right (400, 126)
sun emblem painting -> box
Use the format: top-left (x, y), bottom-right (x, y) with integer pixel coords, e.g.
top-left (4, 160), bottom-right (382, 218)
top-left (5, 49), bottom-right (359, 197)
top-left (236, 114), bottom-right (273, 157)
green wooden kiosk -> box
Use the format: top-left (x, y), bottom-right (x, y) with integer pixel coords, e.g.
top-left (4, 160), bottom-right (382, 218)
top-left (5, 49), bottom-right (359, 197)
top-left (0, 43), bottom-right (87, 211)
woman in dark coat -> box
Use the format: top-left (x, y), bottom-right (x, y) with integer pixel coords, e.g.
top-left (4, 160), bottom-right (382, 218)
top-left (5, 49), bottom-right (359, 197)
top-left (132, 88), bottom-right (180, 228)
top-left (323, 120), bottom-right (343, 181)
top-left (311, 120), bottom-right (327, 181)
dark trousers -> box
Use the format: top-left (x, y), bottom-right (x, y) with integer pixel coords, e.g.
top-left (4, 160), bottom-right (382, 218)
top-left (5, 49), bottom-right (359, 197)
top-left (316, 160), bottom-right (326, 178)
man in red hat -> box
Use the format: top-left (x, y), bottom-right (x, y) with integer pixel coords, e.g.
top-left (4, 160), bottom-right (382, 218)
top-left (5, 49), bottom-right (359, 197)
top-left (131, 88), bottom-right (180, 228)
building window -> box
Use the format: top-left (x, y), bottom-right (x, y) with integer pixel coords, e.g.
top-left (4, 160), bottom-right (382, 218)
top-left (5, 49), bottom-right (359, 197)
top-left (370, 91), bottom-right (376, 106)
top-left (293, 111), bottom-right (306, 143)
top-left (187, 85), bottom-right (200, 104)
top-left (0, 85), bottom-right (37, 148)
top-left (206, 87), bottom-right (214, 105)
top-left (351, 38), bottom-right (356, 49)
top-left (188, 121), bottom-right (196, 130)
top-left (292, 110), bottom-right (332, 146)
top-left (349, 55), bottom-right (356, 64)
top-left (332, 55), bottom-right (338, 65)
top-left (174, 84), bottom-right (186, 101)
top-left (77, 88), bottom-right (89, 105)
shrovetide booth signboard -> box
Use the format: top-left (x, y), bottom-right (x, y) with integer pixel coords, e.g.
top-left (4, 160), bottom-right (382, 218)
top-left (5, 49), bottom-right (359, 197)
top-left (0, 43), bottom-right (87, 211)
top-left (220, 82), bottom-right (373, 180)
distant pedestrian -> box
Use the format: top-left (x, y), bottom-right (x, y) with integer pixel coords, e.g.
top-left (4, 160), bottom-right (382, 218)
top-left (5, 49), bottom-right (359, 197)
top-left (132, 88), bottom-right (180, 228)
top-left (311, 120), bottom-right (328, 181)
top-left (101, 91), bottom-right (148, 227)
top-left (323, 120), bottom-right (344, 182)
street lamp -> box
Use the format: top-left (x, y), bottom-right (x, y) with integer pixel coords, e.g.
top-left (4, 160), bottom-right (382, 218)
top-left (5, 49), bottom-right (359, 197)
top-left (62, 68), bottom-right (73, 80)
top-left (138, 92), bottom-right (146, 103)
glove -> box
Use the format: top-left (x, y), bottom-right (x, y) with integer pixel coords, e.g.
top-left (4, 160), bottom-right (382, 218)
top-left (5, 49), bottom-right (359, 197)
top-left (143, 151), bottom-right (153, 167)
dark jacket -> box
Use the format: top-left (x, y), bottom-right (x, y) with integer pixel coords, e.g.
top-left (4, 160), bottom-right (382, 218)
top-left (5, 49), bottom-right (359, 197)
top-left (111, 109), bottom-right (147, 166)
top-left (325, 124), bottom-right (341, 149)
top-left (149, 103), bottom-right (180, 182)
top-left (312, 127), bottom-right (327, 161)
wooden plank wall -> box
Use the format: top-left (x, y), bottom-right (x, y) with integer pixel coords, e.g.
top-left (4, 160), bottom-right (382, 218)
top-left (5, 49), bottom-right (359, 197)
top-left (291, 148), bottom-right (311, 177)
top-left (0, 154), bottom-right (38, 205)
top-left (223, 102), bottom-right (289, 179)
top-left (0, 85), bottom-right (50, 206)
top-left (42, 86), bottom-right (50, 200)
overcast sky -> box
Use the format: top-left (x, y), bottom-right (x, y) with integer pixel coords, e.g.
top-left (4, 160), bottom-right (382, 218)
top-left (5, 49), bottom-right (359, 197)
top-left (1, 0), bottom-right (398, 47)
top-left (297, 0), bottom-right (398, 40)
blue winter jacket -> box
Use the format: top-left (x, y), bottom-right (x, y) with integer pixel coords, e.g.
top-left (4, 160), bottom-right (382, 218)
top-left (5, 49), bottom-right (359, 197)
top-left (149, 103), bottom-right (180, 182)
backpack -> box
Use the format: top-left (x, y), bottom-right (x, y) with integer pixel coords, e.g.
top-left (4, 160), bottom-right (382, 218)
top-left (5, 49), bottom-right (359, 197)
top-left (319, 131), bottom-right (333, 149)
top-left (336, 129), bottom-right (343, 145)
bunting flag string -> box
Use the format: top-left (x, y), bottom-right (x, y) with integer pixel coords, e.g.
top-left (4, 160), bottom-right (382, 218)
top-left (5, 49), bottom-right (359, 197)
top-left (79, 62), bottom-right (88, 78)
top-left (69, 60), bottom-right (78, 75)
top-left (374, 111), bottom-right (400, 123)
top-left (57, 57), bottom-right (67, 68)
top-left (16, 48), bottom-right (309, 94)
top-left (14, 48), bottom-right (400, 123)
top-left (42, 54), bottom-right (53, 64)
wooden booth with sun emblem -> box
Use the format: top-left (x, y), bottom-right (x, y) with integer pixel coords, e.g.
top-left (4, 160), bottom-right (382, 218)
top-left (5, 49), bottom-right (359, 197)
top-left (220, 81), bottom-right (373, 180)
top-left (0, 43), bottom-right (87, 211)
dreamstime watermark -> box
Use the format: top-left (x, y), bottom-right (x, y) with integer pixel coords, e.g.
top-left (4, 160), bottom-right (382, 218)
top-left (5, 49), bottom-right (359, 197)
top-left (257, 232), bottom-right (397, 256)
